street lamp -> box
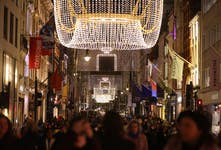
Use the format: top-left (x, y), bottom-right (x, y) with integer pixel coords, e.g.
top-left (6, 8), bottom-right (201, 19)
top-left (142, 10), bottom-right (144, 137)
top-left (84, 50), bottom-right (91, 62)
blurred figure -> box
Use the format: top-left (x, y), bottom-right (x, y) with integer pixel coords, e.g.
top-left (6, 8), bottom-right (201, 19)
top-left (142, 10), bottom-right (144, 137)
top-left (53, 120), bottom-right (68, 141)
top-left (52, 115), bottom-right (87, 150)
top-left (164, 110), bottom-right (219, 150)
top-left (101, 111), bottom-right (135, 150)
top-left (127, 120), bottom-right (148, 150)
top-left (82, 120), bottom-right (102, 150)
top-left (20, 118), bottom-right (42, 150)
top-left (39, 128), bottom-right (56, 150)
top-left (0, 114), bottom-right (19, 150)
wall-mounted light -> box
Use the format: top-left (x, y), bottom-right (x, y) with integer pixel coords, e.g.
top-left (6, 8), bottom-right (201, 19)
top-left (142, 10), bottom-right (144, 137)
top-left (84, 50), bottom-right (91, 62)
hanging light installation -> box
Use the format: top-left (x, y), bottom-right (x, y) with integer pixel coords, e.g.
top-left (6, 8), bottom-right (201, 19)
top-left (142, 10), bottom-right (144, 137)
top-left (54, 0), bottom-right (164, 50)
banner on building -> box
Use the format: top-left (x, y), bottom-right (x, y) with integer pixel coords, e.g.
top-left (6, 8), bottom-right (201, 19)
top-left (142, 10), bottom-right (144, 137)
top-left (150, 79), bottom-right (157, 97)
top-left (132, 83), bottom-right (142, 103)
top-left (40, 16), bottom-right (55, 56)
top-left (62, 84), bottom-right (68, 98)
top-left (170, 49), bottom-right (184, 81)
top-left (147, 59), bottom-right (153, 81)
top-left (141, 84), bottom-right (151, 98)
top-left (29, 37), bottom-right (42, 69)
top-left (50, 68), bottom-right (62, 91)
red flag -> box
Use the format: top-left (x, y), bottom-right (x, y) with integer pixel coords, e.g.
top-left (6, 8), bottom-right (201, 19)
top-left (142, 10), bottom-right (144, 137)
top-left (41, 49), bottom-right (52, 55)
top-left (50, 68), bottom-right (62, 91)
top-left (29, 37), bottom-right (42, 69)
top-left (150, 79), bottom-right (157, 97)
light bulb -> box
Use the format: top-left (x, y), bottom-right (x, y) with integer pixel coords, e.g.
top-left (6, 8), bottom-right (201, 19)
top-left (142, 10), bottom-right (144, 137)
top-left (84, 56), bottom-right (91, 62)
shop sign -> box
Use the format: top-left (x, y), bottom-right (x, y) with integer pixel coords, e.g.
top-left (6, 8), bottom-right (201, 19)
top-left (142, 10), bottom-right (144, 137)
top-left (29, 37), bottom-right (42, 69)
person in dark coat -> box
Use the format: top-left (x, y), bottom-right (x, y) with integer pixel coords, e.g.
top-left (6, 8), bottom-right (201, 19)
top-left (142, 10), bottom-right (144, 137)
top-left (0, 114), bottom-right (20, 150)
top-left (39, 128), bottom-right (56, 150)
top-left (82, 120), bottom-right (102, 150)
top-left (20, 118), bottom-right (42, 150)
top-left (101, 111), bottom-right (136, 150)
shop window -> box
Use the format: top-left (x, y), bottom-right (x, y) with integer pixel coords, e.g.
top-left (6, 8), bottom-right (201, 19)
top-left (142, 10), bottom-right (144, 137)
top-left (3, 54), bottom-right (15, 86)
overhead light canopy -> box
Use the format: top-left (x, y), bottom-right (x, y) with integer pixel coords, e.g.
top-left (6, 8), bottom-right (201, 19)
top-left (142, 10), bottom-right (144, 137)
top-left (54, 0), bottom-right (164, 50)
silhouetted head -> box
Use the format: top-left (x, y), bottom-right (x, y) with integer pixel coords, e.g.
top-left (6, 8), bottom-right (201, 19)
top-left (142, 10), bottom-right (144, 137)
top-left (103, 111), bottom-right (124, 138)
top-left (69, 115), bottom-right (84, 134)
top-left (177, 110), bottom-right (212, 143)
top-left (128, 120), bottom-right (141, 135)
top-left (0, 114), bottom-right (13, 139)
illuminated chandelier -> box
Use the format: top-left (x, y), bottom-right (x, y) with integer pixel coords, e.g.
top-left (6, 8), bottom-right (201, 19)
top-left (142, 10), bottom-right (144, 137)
top-left (54, 0), bottom-right (164, 50)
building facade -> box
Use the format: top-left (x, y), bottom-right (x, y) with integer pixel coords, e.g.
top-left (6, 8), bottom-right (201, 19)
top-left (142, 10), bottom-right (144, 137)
top-left (0, 0), bottom-right (27, 123)
top-left (199, 0), bottom-right (221, 134)
top-left (0, 0), bottom-right (53, 124)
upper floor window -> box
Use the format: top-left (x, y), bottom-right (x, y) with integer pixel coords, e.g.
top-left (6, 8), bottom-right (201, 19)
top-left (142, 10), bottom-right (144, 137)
top-left (203, 0), bottom-right (217, 13)
top-left (9, 12), bottom-right (14, 44)
top-left (15, 18), bottom-right (18, 47)
top-left (3, 6), bottom-right (8, 40)
top-left (204, 67), bottom-right (210, 88)
top-left (96, 54), bottom-right (117, 71)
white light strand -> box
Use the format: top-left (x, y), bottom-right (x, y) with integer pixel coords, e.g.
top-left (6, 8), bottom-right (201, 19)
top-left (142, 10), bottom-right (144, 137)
top-left (54, 0), bottom-right (164, 50)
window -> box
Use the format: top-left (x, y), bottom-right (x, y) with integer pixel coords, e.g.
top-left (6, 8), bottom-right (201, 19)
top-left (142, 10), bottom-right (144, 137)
top-left (15, 18), bottom-right (18, 47)
top-left (203, 35), bottom-right (206, 51)
top-left (203, 0), bottom-right (217, 13)
top-left (3, 53), bottom-right (15, 86)
top-left (96, 54), bottom-right (117, 71)
top-left (204, 67), bottom-right (210, 87)
top-left (99, 56), bottom-right (115, 72)
top-left (220, 64), bottom-right (221, 82)
top-left (3, 6), bottom-right (8, 40)
top-left (9, 12), bottom-right (14, 44)
top-left (219, 24), bottom-right (221, 41)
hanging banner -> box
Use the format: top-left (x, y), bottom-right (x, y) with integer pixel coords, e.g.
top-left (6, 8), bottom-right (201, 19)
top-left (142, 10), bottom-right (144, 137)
top-left (50, 68), bottom-right (62, 91)
top-left (40, 16), bottom-right (55, 56)
top-left (132, 83), bottom-right (142, 103)
top-left (150, 79), bottom-right (157, 97)
top-left (170, 50), bottom-right (184, 81)
top-left (29, 37), bottom-right (42, 69)
top-left (147, 59), bottom-right (153, 81)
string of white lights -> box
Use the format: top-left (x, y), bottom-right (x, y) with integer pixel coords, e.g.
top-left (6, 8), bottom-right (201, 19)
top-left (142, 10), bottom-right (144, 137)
top-left (54, 0), bottom-right (164, 50)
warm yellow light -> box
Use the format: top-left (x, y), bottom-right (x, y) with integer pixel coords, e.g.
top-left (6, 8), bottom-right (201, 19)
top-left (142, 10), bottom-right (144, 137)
top-left (5, 63), bottom-right (9, 84)
top-left (84, 56), bottom-right (91, 62)
top-left (54, 0), bottom-right (164, 50)
top-left (3, 108), bottom-right (9, 117)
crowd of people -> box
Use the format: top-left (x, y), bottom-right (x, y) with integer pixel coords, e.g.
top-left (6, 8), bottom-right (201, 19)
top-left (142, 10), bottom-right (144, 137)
top-left (1, 110), bottom-right (221, 150)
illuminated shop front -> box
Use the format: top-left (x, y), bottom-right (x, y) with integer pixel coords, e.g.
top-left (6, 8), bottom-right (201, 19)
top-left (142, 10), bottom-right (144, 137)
top-left (1, 53), bottom-right (17, 120)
